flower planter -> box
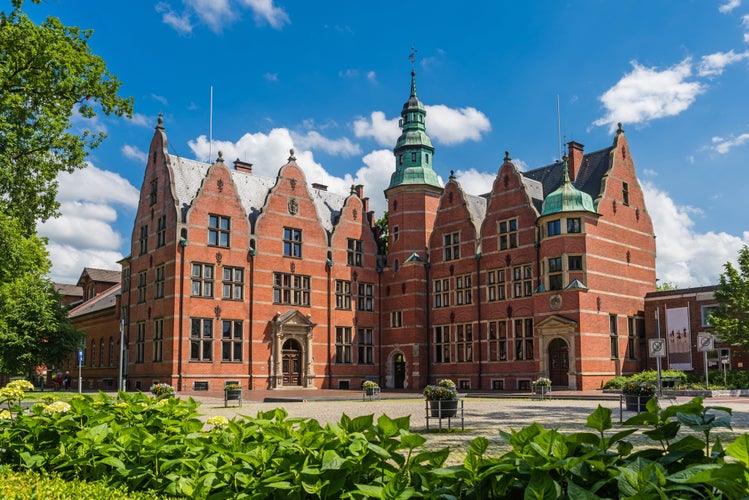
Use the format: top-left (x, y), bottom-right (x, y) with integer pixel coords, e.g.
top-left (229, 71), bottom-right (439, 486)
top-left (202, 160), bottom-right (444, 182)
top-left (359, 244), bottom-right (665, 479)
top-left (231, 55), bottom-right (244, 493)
top-left (533, 385), bottom-right (551, 399)
top-left (624, 395), bottom-right (648, 412)
top-left (429, 399), bottom-right (458, 418)
top-left (224, 389), bottom-right (242, 407)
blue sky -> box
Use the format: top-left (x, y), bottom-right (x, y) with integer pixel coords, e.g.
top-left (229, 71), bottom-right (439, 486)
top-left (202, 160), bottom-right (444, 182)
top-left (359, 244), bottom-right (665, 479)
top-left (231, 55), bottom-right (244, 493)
top-left (15, 0), bottom-right (749, 286)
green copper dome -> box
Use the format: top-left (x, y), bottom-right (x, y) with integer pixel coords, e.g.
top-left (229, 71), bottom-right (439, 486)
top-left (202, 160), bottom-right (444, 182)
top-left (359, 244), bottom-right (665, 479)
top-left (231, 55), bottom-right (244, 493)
top-left (387, 70), bottom-right (440, 190)
top-left (541, 159), bottom-right (597, 216)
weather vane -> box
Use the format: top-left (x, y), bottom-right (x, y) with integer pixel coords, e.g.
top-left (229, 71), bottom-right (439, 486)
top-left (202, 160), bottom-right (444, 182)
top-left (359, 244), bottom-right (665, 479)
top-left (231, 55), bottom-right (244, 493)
top-left (408, 45), bottom-right (418, 71)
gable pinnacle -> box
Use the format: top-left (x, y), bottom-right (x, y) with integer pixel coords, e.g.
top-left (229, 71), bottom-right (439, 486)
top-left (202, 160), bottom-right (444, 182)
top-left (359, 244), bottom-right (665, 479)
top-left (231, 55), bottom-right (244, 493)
top-left (408, 46), bottom-right (418, 96)
top-left (617, 122), bottom-right (624, 135)
top-left (156, 113), bottom-right (164, 130)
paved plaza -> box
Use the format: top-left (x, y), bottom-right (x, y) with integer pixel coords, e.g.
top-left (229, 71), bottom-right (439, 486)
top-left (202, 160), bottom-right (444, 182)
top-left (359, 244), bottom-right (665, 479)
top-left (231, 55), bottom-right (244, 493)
top-left (187, 391), bottom-right (749, 461)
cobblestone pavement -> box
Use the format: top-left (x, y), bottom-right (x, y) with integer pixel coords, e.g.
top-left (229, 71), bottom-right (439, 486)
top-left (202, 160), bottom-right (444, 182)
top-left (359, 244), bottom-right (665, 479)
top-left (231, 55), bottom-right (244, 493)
top-left (186, 392), bottom-right (749, 463)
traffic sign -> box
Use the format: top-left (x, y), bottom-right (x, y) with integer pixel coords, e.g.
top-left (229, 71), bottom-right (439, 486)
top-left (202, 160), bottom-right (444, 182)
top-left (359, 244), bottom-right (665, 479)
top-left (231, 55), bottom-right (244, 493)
top-left (697, 332), bottom-right (714, 352)
top-left (649, 338), bottom-right (666, 357)
top-left (77, 349), bottom-right (84, 363)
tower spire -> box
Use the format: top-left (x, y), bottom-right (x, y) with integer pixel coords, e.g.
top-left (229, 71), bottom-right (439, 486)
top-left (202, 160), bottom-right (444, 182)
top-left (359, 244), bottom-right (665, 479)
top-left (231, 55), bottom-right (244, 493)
top-left (408, 46), bottom-right (418, 97)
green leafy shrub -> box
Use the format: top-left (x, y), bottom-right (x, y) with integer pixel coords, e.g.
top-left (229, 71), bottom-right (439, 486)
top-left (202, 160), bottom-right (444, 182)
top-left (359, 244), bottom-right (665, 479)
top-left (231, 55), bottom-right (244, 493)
top-left (0, 468), bottom-right (164, 499)
top-left (603, 370), bottom-right (688, 390)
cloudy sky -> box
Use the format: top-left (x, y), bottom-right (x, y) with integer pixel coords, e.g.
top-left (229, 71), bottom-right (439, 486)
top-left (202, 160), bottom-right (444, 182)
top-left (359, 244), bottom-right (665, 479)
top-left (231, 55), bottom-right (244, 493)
top-left (20, 1), bottom-right (749, 286)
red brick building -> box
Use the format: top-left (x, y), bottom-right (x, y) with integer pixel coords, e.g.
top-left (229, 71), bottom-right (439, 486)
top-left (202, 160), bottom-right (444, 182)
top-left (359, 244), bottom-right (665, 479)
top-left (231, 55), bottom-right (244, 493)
top-left (122, 70), bottom-right (656, 393)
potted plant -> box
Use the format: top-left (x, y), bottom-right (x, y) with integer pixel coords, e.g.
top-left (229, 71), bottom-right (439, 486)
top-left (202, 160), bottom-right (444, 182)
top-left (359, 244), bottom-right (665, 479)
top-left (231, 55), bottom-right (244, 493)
top-left (622, 381), bottom-right (656, 411)
top-left (532, 377), bottom-right (552, 398)
top-left (224, 383), bottom-right (243, 407)
top-left (362, 380), bottom-right (380, 400)
top-left (149, 383), bottom-right (174, 399)
top-left (423, 379), bottom-right (458, 418)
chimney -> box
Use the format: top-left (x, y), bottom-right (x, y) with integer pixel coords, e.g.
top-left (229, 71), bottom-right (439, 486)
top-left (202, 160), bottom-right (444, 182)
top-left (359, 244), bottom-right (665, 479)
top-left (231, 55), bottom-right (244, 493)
top-left (566, 141), bottom-right (584, 181)
top-left (361, 196), bottom-right (369, 214)
top-left (312, 183), bottom-right (328, 191)
top-left (233, 159), bottom-right (253, 173)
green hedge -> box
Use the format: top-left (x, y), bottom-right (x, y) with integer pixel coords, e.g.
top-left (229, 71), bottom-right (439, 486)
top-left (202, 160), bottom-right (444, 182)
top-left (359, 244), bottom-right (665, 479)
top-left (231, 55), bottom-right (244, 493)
top-left (2, 390), bottom-right (749, 498)
top-left (0, 469), bottom-right (163, 499)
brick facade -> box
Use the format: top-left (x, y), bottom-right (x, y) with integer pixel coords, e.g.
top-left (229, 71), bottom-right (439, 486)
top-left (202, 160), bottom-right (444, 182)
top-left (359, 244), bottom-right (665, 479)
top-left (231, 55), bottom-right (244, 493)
top-left (119, 79), bottom-right (657, 394)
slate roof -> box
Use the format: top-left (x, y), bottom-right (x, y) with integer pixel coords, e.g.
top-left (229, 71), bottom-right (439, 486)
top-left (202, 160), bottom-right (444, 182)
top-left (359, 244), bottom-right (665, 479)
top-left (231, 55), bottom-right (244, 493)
top-left (77, 268), bottom-right (121, 287)
top-left (464, 193), bottom-right (487, 236)
top-left (168, 154), bottom-right (348, 236)
top-left (522, 147), bottom-right (614, 203)
top-left (645, 285), bottom-right (718, 300)
top-left (68, 283), bottom-right (121, 318)
top-left (55, 284), bottom-right (83, 298)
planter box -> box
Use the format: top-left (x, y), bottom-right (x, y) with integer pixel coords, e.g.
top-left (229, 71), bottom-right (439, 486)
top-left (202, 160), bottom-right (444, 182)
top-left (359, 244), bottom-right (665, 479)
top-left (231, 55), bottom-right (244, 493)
top-left (624, 395), bottom-right (648, 412)
top-left (429, 399), bottom-right (458, 418)
top-left (224, 389), bottom-right (242, 407)
top-left (532, 385), bottom-right (551, 400)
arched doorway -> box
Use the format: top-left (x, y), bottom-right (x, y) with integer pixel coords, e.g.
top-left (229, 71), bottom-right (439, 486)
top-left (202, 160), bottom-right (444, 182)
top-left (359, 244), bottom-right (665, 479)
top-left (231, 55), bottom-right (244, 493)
top-left (282, 339), bottom-right (302, 386)
top-left (393, 353), bottom-right (406, 389)
top-left (548, 338), bottom-right (569, 387)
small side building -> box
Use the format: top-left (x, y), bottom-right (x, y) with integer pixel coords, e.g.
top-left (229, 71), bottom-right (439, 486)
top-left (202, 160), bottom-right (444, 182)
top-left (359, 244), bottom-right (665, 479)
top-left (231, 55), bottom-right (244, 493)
top-left (644, 286), bottom-right (749, 379)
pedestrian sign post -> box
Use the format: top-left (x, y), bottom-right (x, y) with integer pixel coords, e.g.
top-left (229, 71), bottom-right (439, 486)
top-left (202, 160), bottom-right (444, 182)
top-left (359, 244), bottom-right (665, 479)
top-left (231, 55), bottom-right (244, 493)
top-left (649, 339), bottom-right (666, 357)
top-left (77, 349), bottom-right (84, 393)
top-left (697, 332), bottom-right (715, 389)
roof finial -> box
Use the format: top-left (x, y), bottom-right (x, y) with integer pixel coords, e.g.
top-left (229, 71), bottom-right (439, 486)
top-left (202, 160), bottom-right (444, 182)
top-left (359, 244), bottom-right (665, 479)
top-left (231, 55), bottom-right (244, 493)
top-left (562, 155), bottom-right (570, 182)
top-left (504, 150), bottom-right (511, 162)
top-left (449, 169), bottom-right (455, 180)
top-left (617, 122), bottom-right (624, 135)
top-left (408, 46), bottom-right (418, 96)
top-left (156, 113), bottom-right (164, 130)
top-left (289, 148), bottom-right (296, 161)
top-left (216, 150), bottom-right (224, 163)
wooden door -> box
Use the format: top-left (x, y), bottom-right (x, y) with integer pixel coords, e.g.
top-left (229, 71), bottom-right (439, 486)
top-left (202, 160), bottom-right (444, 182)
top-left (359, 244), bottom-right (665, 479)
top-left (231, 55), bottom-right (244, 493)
top-left (282, 339), bottom-right (302, 386)
top-left (394, 354), bottom-right (405, 389)
top-left (548, 338), bottom-right (569, 387)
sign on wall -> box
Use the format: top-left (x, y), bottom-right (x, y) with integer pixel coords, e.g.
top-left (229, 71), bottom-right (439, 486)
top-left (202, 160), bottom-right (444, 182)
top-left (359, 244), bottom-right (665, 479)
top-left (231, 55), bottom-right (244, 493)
top-left (666, 307), bottom-right (693, 370)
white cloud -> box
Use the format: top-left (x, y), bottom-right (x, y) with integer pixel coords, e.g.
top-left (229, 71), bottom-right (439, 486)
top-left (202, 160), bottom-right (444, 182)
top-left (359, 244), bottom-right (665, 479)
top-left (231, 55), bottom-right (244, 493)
top-left (593, 59), bottom-right (704, 133)
top-left (353, 111), bottom-right (400, 147)
top-left (642, 181), bottom-right (749, 286)
top-left (454, 168), bottom-right (497, 196)
top-left (711, 133), bottom-right (749, 153)
top-left (122, 144), bottom-right (147, 163)
top-left (129, 113), bottom-right (152, 127)
top-left (698, 50), bottom-right (749, 77)
top-left (367, 71), bottom-right (377, 84)
top-left (239, 0), bottom-right (290, 29)
top-left (155, 2), bottom-right (193, 34)
top-left (353, 105), bottom-right (491, 147)
top-left (643, 168), bottom-right (658, 176)
top-left (719, 0), bottom-right (741, 13)
top-left (185, 0), bottom-right (234, 33)
top-left (425, 105), bottom-right (492, 145)
top-left (290, 131), bottom-right (362, 157)
top-left (39, 163), bottom-right (140, 283)
top-left (264, 72), bottom-right (278, 82)
top-left (151, 94), bottom-right (169, 105)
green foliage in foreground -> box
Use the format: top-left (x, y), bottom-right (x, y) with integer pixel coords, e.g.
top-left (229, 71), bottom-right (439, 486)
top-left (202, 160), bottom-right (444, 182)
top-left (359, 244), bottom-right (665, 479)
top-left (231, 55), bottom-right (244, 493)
top-left (1, 391), bottom-right (749, 498)
top-left (0, 468), bottom-right (164, 499)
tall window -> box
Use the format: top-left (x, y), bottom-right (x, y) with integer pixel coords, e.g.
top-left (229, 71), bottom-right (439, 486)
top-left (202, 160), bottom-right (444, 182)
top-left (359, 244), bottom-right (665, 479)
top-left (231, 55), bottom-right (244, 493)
top-left (191, 263), bottom-right (214, 297)
top-left (488, 320), bottom-right (508, 361)
top-left (622, 182), bottom-right (630, 206)
top-left (610, 314), bottom-right (619, 359)
top-left (547, 219), bottom-right (561, 237)
top-left (335, 280), bottom-right (352, 310)
top-left (627, 317), bottom-right (636, 360)
top-left (456, 324), bottom-right (473, 362)
top-left (487, 269), bottom-right (506, 301)
top-left (273, 273), bottom-right (310, 306)
top-left (357, 328), bottom-right (374, 364)
top-left (347, 239), bottom-right (363, 266)
top-left (99, 338), bottom-right (104, 367)
top-left (434, 325), bottom-right (450, 363)
top-left (499, 218), bottom-right (518, 250)
top-left (456, 274), bottom-right (472, 305)
top-left (222, 267), bottom-right (244, 300)
top-left (567, 218), bottom-right (581, 234)
top-left (548, 257), bottom-right (563, 291)
top-left (138, 271), bottom-right (147, 303)
top-left (513, 265), bottom-right (533, 298)
top-left (357, 282), bottom-right (374, 311)
top-left (190, 318), bottom-right (213, 361)
top-left (335, 327), bottom-right (352, 364)
top-left (154, 265), bottom-right (165, 299)
top-left (136, 323), bottom-right (145, 363)
top-left (390, 311), bottom-right (402, 328)
top-left (139, 224), bottom-right (148, 255)
top-left (283, 227), bottom-right (302, 258)
top-left (393, 226), bottom-right (399, 243)
top-left (568, 255), bottom-right (583, 271)
top-left (156, 215), bottom-right (167, 248)
top-left (222, 320), bottom-right (242, 362)
top-left (434, 278), bottom-right (449, 308)
top-left (514, 318), bottom-right (534, 360)
top-left (209, 214), bottom-right (230, 247)
top-left (153, 319), bottom-right (163, 362)
top-left (444, 232), bottom-right (460, 261)
top-left (90, 339), bottom-right (96, 367)
top-left (108, 337), bottom-right (114, 367)
top-left (701, 305), bottom-right (720, 327)
top-left (149, 179), bottom-right (158, 205)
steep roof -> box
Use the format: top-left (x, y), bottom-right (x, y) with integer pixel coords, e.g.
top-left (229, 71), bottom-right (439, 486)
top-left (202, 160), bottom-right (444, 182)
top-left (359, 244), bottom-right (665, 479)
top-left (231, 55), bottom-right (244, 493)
top-left (69, 283), bottom-right (121, 318)
top-left (522, 146), bottom-right (614, 202)
top-left (168, 154), bottom-right (347, 236)
top-left (77, 268), bottom-right (121, 287)
top-left (55, 283), bottom-right (83, 297)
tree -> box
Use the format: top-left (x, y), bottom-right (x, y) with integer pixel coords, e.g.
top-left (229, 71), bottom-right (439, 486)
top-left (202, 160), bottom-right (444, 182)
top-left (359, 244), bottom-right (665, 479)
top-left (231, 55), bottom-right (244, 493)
top-left (374, 212), bottom-right (388, 255)
top-left (710, 245), bottom-right (749, 349)
top-left (0, 2), bottom-right (133, 233)
top-left (0, 212), bottom-right (82, 375)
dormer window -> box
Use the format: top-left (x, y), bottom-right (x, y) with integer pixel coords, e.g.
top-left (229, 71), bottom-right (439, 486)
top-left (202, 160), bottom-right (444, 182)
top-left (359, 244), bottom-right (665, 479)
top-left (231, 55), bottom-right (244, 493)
top-left (86, 283), bottom-right (96, 300)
